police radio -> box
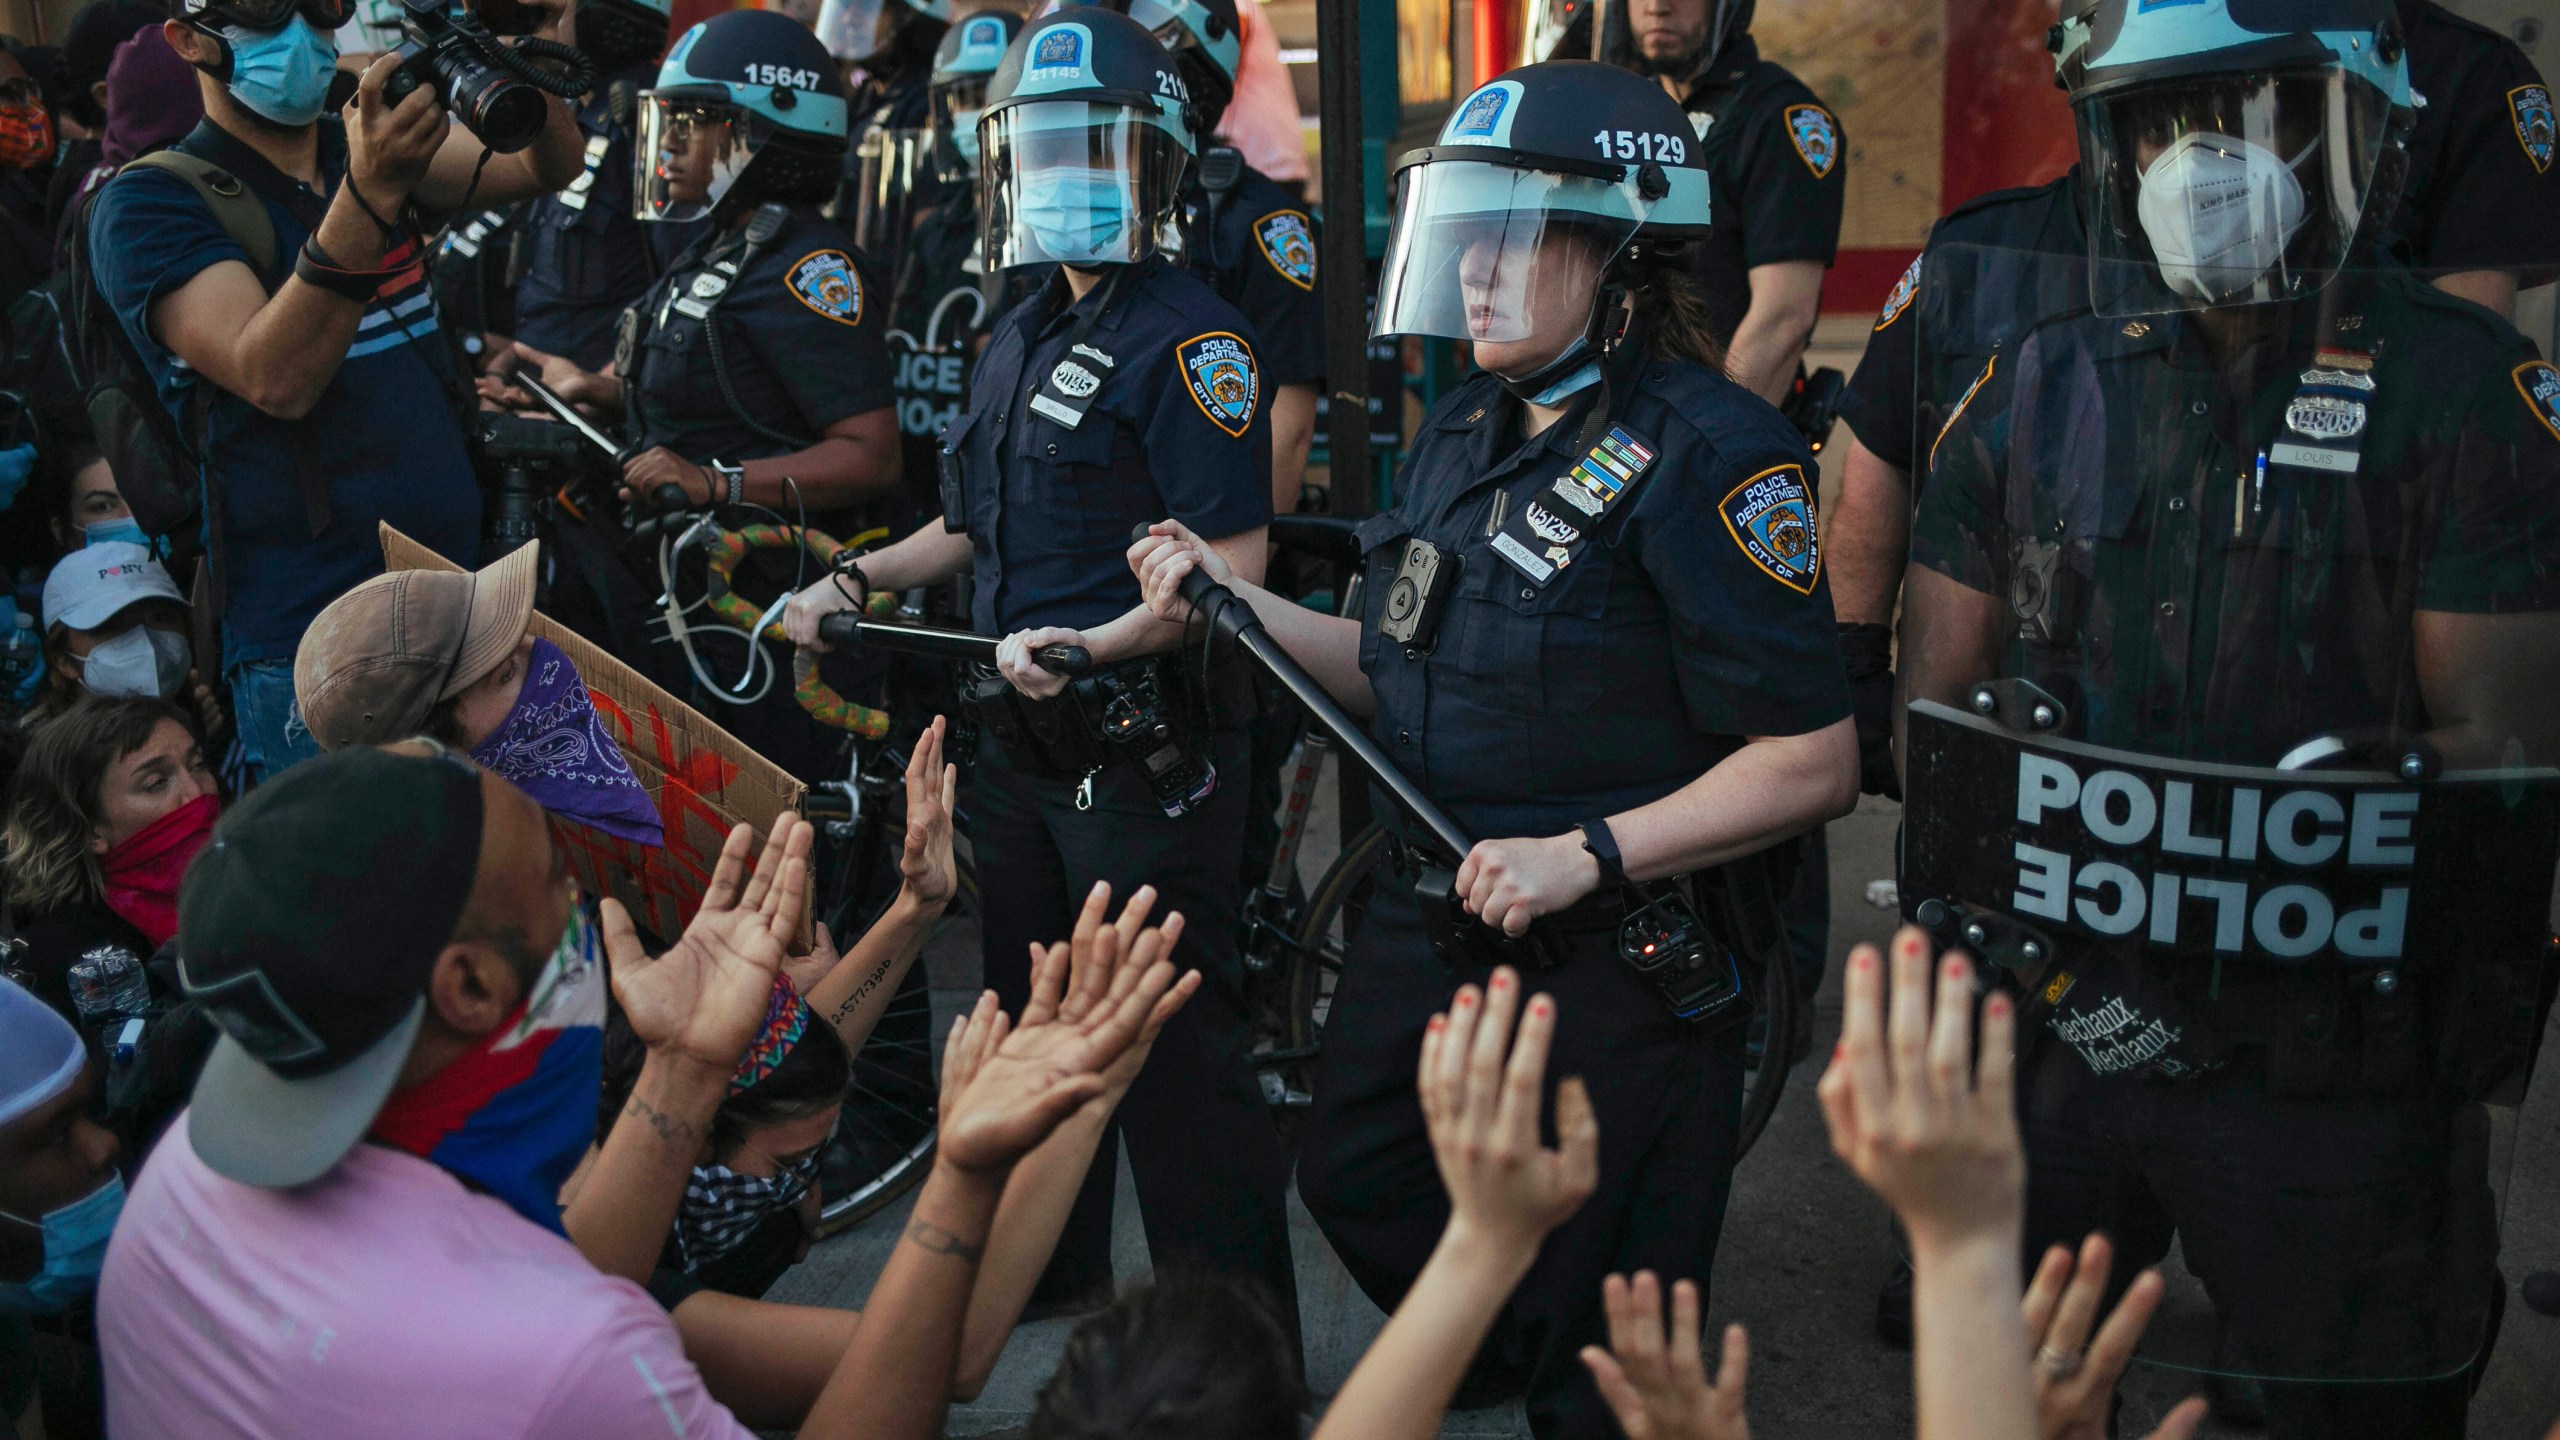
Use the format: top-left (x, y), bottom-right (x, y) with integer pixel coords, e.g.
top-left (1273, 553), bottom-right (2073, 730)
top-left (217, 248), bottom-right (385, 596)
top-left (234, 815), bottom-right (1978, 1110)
top-left (1085, 666), bottom-right (1216, 819)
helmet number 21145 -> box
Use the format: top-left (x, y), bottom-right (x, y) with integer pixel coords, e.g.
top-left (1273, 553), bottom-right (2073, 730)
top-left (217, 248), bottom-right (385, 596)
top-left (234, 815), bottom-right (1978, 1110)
top-left (1595, 129), bottom-right (1685, 163)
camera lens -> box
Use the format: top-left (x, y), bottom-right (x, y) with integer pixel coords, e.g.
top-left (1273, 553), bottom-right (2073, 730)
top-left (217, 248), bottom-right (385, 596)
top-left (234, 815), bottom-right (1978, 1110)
top-left (454, 69), bottom-right (548, 153)
top-left (1385, 577), bottom-right (1419, 623)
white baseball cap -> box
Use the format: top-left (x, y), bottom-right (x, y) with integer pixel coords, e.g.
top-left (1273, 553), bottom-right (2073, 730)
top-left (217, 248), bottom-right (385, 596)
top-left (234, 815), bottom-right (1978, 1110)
top-left (42, 542), bottom-right (185, 632)
top-left (0, 978), bottom-right (82, 1131)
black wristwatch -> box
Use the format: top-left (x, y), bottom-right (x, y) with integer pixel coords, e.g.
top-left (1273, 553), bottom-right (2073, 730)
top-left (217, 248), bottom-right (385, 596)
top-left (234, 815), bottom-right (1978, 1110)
top-left (1577, 818), bottom-right (1629, 890)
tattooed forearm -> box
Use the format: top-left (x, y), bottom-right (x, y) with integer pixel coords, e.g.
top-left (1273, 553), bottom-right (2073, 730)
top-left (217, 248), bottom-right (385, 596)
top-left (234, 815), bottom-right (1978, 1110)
top-left (622, 1093), bottom-right (705, 1146)
top-left (904, 1219), bottom-right (986, 1265)
top-left (829, 951), bottom-right (903, 1026)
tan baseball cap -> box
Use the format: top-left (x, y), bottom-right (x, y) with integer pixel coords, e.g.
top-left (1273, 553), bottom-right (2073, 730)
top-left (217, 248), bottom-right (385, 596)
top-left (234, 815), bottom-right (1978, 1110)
top-left (293, 542), bottom-right (540, 752)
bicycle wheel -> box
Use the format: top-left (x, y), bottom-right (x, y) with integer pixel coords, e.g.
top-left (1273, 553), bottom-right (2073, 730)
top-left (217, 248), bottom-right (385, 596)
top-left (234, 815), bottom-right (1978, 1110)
top-left (1733, 938), bottom-right (1795, 1162)
top-left (1256, 822), bottom-right (1394, 1139)
top-left (815, 854), bottom-right (976, 1235)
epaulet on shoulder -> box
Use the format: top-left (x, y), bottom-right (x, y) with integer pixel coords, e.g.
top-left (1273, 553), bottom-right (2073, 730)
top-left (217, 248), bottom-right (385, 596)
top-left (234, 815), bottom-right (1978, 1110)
top-left (2400, 0), bottom-right (2511, 48)
top-left (1629, 354), bottom-right (1794, 456)
top-left (1931, 177), bottom-right (2074, 241)
top-left (1136, 259), bottom-right (1248, 329)
top-left (2398, 270), bottom-right (2533, 348)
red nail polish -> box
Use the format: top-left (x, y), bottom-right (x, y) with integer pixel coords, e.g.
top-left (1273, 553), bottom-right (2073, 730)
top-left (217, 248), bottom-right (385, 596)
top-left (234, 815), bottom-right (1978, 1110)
top-left (1491, 973), bottom-right (1511, 990)
top-left (1944, 957), bottom-right (1966, 978)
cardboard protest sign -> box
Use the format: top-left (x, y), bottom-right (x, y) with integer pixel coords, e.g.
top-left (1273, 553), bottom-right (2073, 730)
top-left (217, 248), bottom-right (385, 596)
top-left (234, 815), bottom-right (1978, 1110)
top-left (380, 523), bottom-right (807, 942)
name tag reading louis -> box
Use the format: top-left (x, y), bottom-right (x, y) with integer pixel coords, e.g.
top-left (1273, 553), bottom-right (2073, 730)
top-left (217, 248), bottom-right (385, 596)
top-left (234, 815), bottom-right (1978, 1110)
top-left (1493, 425), bottom-right (1657, 586)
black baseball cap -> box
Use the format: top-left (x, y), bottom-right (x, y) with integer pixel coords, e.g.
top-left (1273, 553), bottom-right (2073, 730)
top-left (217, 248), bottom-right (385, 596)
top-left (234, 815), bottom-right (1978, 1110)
top-left (177, 746), bottom-right (487, 1188)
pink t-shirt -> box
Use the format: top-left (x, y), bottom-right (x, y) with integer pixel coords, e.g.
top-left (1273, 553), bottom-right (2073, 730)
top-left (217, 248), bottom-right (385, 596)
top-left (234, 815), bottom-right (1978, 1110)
top-left (99, 1111), bottom-right (754, 1440)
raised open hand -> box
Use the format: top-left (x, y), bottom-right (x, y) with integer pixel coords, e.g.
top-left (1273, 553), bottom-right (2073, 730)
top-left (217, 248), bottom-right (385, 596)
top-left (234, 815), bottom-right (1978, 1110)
top-left (898, 716), bottom-right (960, 910)
top-left (601, 815), bottom-right (811, 1078)
top-left (1420, 967), bottom-right (1598, 1257)
top-left (1019, 882), bottom-right (1199, 1106)
top-left (1813, 925), bottom-right (2021, 1254)
top-left (936, 899), bottom-right (1188, 1176)
top-left (1581, 1272), bottom-right (1752, 1440)
top-left (2022, 1234), bottom-right (2205, 1440)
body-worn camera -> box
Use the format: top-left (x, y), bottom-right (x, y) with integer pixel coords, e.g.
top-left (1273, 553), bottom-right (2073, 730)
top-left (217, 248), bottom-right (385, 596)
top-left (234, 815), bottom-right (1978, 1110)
top-left (1379, 538), bottom-right (1456, 650)
top-left (381, 0), bottom-right (592, 154)
top-left (1618, 886), bottom-right (1745, 1023)
top-left (1086, 665), bottom-right (1215, 818)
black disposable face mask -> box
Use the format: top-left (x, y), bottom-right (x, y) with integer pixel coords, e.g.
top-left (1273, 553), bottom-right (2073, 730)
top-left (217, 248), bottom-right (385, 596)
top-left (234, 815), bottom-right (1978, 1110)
top-left (575, 0), bottom-right (668, 74)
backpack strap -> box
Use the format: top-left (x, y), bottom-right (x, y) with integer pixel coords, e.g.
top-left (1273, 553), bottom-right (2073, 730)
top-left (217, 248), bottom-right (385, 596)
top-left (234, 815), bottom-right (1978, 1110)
top-left (123, 151), bottom-right (279, 283)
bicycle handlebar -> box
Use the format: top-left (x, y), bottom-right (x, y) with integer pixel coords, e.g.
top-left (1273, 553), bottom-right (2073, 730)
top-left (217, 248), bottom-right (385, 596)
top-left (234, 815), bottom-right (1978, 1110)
top-left (815, 613), bottom-right (1092, 675)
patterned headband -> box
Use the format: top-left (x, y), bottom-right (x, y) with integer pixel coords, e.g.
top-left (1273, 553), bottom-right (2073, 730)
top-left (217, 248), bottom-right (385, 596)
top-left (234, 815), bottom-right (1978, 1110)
top-left (731, 975), bottom-right (811, 1096)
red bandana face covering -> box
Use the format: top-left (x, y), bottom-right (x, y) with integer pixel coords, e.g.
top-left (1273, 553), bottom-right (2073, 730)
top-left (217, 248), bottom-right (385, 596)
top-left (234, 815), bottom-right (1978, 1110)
top-left (98, 792), bottom-right (219, 948)
top-left (0, 106), bottom-right (53, 170)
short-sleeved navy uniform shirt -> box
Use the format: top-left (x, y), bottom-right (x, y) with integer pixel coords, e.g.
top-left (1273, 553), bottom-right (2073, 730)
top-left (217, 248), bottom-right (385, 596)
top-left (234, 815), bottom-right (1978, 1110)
top-left (1836, 176), bottom-right (2082, 479)
top-left (88, 118), bottom-right (480, 671)
top-left (944, 255), bottom-right (1273, 636)
top-left (621, 205), bottom-right (896, 462)
top-left (2391, 0), bottom-right (2560, 286)
top-left (1671, 34), bottom-right (1847, 345)
top-left (1355, 360), bottom-right (1851, 842)
top-left (514, 72), bottom-right (660, 371)
top-left (1182, 156), bottom-right (1324, 388)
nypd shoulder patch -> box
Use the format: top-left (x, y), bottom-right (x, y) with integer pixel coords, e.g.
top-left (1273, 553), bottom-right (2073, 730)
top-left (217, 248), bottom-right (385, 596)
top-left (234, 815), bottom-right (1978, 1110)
top-left (2513, 85), bottom-right (2555, 175)
top-left (1785, 103), bottom-right (1839, 179)
top-left (2515, 361), bottom-right (2560, 444)
top-left (786, 249), bottom-right (864, 326)
top-left (1719, 463), bottom-right (1821, 594)
top-left (1253, 210), bottom-right (1317, 291)
top-left (1179, 331), bottom-right (1260, 438)
top-left (1874, 255), bottom-right (1921, 332)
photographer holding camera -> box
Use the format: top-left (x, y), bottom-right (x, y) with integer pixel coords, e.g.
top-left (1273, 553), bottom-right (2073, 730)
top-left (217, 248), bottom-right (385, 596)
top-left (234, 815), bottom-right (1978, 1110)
top-left (83, 0), bottom-right (586, 781)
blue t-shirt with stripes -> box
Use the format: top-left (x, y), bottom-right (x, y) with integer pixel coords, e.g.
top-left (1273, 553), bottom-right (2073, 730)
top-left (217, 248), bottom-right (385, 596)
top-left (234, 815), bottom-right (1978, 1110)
top-left (89, 118), bottom-right (481, 670)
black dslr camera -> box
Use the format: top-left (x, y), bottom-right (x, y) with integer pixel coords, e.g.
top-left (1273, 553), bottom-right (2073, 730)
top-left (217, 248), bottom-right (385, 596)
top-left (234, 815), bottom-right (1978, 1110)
top-left (472, 410), bottom-right (587, 562)
top-left (381, 0), bottom-right (592, 154)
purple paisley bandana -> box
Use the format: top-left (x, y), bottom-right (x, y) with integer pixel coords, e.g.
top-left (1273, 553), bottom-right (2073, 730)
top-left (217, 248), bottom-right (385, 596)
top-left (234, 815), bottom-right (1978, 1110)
top-left (470, 638), bottom-right (666, 846)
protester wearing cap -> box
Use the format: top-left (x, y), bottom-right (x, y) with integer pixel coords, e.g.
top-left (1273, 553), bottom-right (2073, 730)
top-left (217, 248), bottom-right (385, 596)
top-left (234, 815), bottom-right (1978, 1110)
top-left (35, 542), bottom-right (194, 713)
top-left (1, 976), bottom-right (127, 1437)
top-left (294, 540), bottom-right (662, 846)
top-left (97, 743), bottom-right (1183, 1439)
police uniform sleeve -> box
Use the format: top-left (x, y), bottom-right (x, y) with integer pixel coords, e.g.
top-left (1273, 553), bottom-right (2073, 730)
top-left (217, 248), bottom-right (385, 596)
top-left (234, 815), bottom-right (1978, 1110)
top-left (1229, 204), bottom-right (1325, 386)
top-left (1634, 428), bottom-right (1850, 738)
top-left (1733, 86), bottom-right (1847, 270)
top-left (732, 244), bottom-right (896, 430)
top-left (1140, 325), bottom-right (1274, 540)
top-left (2423, 350), bottom-right (2560, 612)
top-left (1834, 252), bottom-right (1924, 470)
top-left (2406, 52), bottom-right (2560, 285)
top-left (1906, 349), bottom-right (2013, 596)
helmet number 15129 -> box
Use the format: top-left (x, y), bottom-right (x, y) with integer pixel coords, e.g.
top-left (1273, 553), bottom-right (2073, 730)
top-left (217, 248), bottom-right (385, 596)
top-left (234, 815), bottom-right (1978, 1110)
top-left (1595, 129), bottom-right (1685, 163)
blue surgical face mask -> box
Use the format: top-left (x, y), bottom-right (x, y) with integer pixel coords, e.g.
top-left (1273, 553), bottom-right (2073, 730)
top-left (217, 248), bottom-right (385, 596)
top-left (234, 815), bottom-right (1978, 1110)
top-left (0, 1172), bottom-right (126, 1315)
top-left (222, 17), bottom-right (339, 128)
top-left (950, 112), bottom-right (981, 167)
top-left (82, 517), bottom-right (147, 549)
top-left (1017, 166), bottom-right (1128, 263)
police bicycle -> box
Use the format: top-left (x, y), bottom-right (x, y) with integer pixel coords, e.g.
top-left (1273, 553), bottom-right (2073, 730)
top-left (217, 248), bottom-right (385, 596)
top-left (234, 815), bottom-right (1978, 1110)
top-left (1235, 516), bottom-right (1801, 1159)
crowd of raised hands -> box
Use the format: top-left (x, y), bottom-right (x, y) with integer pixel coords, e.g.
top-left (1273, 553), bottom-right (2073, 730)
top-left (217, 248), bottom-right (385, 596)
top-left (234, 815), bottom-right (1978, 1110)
top-left (609, 736), bottom-right (2214, 1440)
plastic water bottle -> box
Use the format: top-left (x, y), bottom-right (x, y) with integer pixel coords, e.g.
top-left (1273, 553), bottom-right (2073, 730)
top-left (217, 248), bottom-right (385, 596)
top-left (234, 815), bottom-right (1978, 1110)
top-left (68, 944), bottom-right (153, 1022)
top-left (0, 606), bottom-right (40, 704)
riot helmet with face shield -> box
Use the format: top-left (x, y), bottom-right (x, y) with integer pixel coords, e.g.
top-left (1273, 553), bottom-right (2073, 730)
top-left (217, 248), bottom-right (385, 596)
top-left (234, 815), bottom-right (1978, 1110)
top-left (1372, 61), bottom-right (1711, 404)
top-left (2051, 0), bottom-right (2414, 313)
top-left (976, 10), bottom-right (1194, 270)
top-left (930, 7), bottom-right (1021, 178)
top-left (633, 9), bottom-right (851, 224)
top-left (1053, 0), bottom-right (1239, 132)
top-left (814, 0), bottom-right (953, 66)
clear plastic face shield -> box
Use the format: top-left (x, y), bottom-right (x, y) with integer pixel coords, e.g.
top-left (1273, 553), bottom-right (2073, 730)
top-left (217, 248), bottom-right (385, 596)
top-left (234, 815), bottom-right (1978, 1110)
top-left (635, 95), bottom-right (777, 223)
top-left (931, 74), bottom-right (991, 177)
top-left (978, 100), bottom-right (1190, 269)
top-left (814, 0), bottom-right (893, 63)
top-left (1372, 159), bottom-right (1643, 372)
top-left (2079, 68), bottom-right (2395, 315)
top-left (854, 128), bottom-right (932, 252)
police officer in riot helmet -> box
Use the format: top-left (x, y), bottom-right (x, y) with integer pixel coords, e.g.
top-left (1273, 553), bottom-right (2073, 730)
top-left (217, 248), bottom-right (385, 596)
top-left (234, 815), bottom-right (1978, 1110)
top-left (783, 6), bottom-right (1299, 1330)
top-left (821, 0), bottom-right (958, 233)
top-left (1134, 62), bottom-right (1856, 1438)
top-left (1901, 0), bottom-right (2560, 1430)
top-left (881, 6), bottom-right (1031, 523)
top-left (1062, 0), bottom-right (1321, 518)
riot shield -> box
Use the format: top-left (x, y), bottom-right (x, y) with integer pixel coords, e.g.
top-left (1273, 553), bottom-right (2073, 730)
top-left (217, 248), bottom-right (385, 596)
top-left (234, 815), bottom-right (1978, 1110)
top-left (850, 128), bottom-right (934, 261)
top-left (1900, 242), bottom-right (2560, 1407)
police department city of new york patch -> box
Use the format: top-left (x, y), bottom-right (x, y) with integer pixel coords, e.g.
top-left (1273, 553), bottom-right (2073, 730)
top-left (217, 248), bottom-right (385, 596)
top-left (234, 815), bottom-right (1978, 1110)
top-left (1874, 255), bottom-right (1921, 332)
top-left (1179, 332), bottom-right (1260, 438)
top-left (2513, 84), bottom-right (2556, 175)
top-left (1785, 104), bottom-right (1839, 178)
top-left (2516, 361), bottom-right (2560, 444)
top-left (1719, 464), bottom-right (1821, 594)
top-left (786, 249), bottom-right (864, 326)
top-left (1254, 210), bottom-right (1317, 291)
